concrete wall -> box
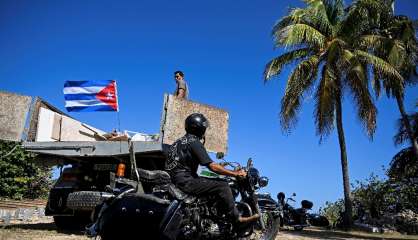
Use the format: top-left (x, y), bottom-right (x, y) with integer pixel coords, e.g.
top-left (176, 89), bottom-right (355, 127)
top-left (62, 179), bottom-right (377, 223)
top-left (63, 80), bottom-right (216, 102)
top-left (35, 107), bottom-right (105, 142)
top-left (161, 94), bottom-right (229, 154)
top-left (0, 91), bottom-right (32, 142)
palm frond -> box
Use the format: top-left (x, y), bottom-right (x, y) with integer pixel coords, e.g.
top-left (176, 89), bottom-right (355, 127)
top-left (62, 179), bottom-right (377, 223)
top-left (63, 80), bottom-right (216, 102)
top-left (314, 64), bottom-right (337, 138)
top-left (394, 112), bottom-right (418, 146)
top-left (345, 57), bottom-right (377, 138)
top-left (304, 0), bottom-right (334, 35)
top-left (280, 55), bottom-right (320, 131)
top-left (387, 147), bottom-right (418, 180)
top-left (275, 23), bottom-right (326, 49)
top-left (326, 38), bottom-right (346, 66)
top-left (391, 17), bottom-right (418, 81)
top-left (360, 35), bottom-right (408, 67)
top-left (355, 50), bottom-right (404, 83)
top-left (372, 68), bottom-right (382, 98)
top-left (387, 42), bottom-right (406, 69)
top-left (359, 35), bottom-right (390, 51)
top-left (264, 48), bottom-right (311, 81)
top-left (351, 0), bottom-right (393, 26)
top-left (272, 8), bottom-right (306, 35)
top-left (323, 0), bottom-right (345, 25)
top-left (342, 0), bottom-right (392, 38)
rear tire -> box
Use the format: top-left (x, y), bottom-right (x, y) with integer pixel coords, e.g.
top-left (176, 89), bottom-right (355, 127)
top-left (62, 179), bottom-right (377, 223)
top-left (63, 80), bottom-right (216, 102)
top-left (66, 191), bottom-right (105, 211)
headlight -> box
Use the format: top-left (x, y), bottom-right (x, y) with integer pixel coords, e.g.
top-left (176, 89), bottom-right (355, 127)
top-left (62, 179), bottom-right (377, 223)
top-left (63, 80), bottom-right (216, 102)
top-left (258, 176), bottom-right (269, 187)
top-left (248, 168), bottom-right (260, 186)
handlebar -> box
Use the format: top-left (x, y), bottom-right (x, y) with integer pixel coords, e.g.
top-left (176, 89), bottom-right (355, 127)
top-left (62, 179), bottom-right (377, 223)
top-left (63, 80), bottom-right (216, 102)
top-left (220, 160), bottom-right (244, 171)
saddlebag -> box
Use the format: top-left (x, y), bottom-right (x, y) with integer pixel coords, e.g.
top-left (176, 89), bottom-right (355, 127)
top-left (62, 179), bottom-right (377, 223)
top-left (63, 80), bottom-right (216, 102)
top-left (301, 200), bottom-right (313, 209)
top-left (99, 193), bottom-right (171, 239)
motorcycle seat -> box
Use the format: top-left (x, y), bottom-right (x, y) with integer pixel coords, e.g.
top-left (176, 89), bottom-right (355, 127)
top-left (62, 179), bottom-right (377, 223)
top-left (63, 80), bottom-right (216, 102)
top-left (168, 184), bottom-right (196, 203)
top-left (136, 168), bottom-right (171, 185)
top-left (168, 184), bottom-right (188, 200)
top-left (137, 193), bottom-right (171, 205)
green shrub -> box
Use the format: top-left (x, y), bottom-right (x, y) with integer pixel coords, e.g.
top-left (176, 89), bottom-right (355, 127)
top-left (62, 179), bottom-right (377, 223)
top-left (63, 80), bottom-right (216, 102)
top-left (319, 199), bottom-right (345, 226)
top-left (0, 140), bottom-right (52, 199)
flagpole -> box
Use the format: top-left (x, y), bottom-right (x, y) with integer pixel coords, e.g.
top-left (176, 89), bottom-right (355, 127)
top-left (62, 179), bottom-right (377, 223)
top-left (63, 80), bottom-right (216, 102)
top-left (117, 112), bottom-right (121, 133)
top-left (114, 79), bottom-right (121, 132)
top-left (114, 80), bottom-right (122, 153)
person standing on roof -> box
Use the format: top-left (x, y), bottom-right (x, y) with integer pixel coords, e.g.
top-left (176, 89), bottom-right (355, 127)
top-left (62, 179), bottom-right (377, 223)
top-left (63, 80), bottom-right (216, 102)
top-left (174, 70), bottom-right (189, 99)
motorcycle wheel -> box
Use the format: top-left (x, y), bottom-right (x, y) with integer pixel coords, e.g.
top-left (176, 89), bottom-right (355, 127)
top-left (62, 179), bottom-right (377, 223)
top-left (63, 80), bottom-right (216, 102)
top-left (248, 212), bottom-right (280, 240)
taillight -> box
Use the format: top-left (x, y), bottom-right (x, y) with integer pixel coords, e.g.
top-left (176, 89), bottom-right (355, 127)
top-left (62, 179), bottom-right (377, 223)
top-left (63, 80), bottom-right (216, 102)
top-left (62, 172), bottom-right (77, 182)
top-left (116, 163), bottom-right (126, 177)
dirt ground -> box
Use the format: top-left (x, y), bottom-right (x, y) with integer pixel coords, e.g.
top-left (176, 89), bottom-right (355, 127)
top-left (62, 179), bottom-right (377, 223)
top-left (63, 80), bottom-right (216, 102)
top-left (1, 217), bottom-right (418, 240)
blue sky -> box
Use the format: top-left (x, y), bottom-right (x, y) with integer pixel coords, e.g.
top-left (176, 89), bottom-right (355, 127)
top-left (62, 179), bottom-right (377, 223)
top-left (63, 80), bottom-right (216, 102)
top-left (1, 0), bottom-right (417, 210)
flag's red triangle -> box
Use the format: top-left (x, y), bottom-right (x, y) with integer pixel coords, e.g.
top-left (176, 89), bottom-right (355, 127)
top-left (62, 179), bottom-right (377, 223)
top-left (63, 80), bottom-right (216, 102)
top-left (96, 81), bottom-right (118, 110)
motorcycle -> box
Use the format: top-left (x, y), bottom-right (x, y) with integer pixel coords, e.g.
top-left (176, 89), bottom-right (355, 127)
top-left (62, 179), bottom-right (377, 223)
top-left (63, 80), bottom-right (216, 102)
top-left (86, 155), bottom-right (277, 240)
top-left (277, 192), bottom-right (329, 231)
top-left (278, 192), bottom-right (311, 231)
top-left (255, 192), bottom-right (282, 238)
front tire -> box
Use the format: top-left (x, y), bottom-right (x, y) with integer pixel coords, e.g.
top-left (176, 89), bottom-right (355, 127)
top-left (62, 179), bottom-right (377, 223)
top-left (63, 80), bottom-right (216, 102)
top-left (250, 212), bottom-right (280, 240)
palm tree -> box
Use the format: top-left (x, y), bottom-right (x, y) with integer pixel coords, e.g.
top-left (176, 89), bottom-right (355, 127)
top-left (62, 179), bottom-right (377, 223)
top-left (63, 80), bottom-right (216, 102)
top-left (388, 108), bottom-right (418, 181)
top-left (264, 0), bottom-right (403, 226)
top-left (352, 0), bottom-right (418, 159)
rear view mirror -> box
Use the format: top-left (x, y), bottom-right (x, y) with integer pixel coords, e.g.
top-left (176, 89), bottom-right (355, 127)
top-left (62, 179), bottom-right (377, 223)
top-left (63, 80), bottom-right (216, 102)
top-left (247, 158), bottom-right (253, 168)
top-left (292, 193), bottom-right (296, 197)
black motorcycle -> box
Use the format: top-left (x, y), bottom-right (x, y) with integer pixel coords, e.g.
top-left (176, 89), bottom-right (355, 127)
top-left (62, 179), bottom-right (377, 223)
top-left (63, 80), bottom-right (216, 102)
top-left (86, 157), bottom-right (277, 240)
top-left (277, 192), bottom-right (328, 231)
top-left (255, 192), bottom-right (281, 238)
top-left (277, 192), bottom-right (311, 231)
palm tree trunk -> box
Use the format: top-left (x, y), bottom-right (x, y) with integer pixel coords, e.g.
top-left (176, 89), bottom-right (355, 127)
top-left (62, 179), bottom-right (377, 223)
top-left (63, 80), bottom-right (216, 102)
top-left (336, 96), bottom-right (353, 228)
top-left (395, 93), bottom-right (418, 159)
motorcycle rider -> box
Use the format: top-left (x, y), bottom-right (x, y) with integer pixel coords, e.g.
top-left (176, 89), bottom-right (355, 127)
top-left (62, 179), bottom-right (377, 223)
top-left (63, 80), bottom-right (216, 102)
top-left (165, 113), bottom-right (260, 224)
top-left (277, 192), bottom-right (285, 208)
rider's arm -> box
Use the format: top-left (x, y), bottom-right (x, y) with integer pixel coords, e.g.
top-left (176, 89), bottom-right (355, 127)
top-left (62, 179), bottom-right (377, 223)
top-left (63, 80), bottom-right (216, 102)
top-left (190, 140), bottom-right (246, 178)
top-left (208, 162), bottom-right (244, 177)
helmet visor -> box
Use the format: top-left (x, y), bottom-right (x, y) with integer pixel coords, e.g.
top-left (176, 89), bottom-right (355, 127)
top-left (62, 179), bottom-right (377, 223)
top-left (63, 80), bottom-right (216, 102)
top-left (202, 119), bottom-right (209, 128)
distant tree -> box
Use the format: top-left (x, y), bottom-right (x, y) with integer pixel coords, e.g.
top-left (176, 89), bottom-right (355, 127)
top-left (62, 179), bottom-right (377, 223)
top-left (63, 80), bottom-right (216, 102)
top-left (0, 140), bottom-right (52, 199)
top-left (320, 199), bottom-right (345, 226)
top-left (264, 0), bottom-right (403, 227)
top-left (351, 174), bottom-right (391, 219)
top-left (322, 105), bottom-right (418, 229)
top-left (352, 0), bottom-right (418, 158)
top-left (388, 108), bottom-right (418, 181)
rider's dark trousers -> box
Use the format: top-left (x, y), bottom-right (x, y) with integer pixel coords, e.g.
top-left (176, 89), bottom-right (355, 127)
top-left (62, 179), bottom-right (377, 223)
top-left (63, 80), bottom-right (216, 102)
top-left (175, 176), bottom-right (239, 221)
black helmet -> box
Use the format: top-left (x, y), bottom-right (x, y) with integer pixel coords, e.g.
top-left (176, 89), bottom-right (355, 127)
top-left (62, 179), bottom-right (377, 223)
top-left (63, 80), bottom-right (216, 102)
top-left (277, 192), bottom-right (285, 201)
top-left (185, 113), bottom-right (209, 138)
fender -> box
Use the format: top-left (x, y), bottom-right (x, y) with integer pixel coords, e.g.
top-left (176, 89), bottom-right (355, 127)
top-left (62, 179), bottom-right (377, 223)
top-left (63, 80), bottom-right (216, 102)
top-left (160, 200), bottom-right (183, 240)
top-left (257, 194), bottom-right (279, 211)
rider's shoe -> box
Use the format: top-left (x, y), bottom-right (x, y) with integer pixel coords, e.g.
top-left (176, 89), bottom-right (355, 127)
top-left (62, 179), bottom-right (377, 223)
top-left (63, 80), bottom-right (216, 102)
top-left (238, 213), bottom-right (260, 223)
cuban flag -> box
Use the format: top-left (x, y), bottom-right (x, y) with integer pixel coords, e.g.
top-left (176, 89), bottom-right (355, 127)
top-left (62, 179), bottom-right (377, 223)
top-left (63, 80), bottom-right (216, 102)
top-left (63, 80), bottom-right (119, 112)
